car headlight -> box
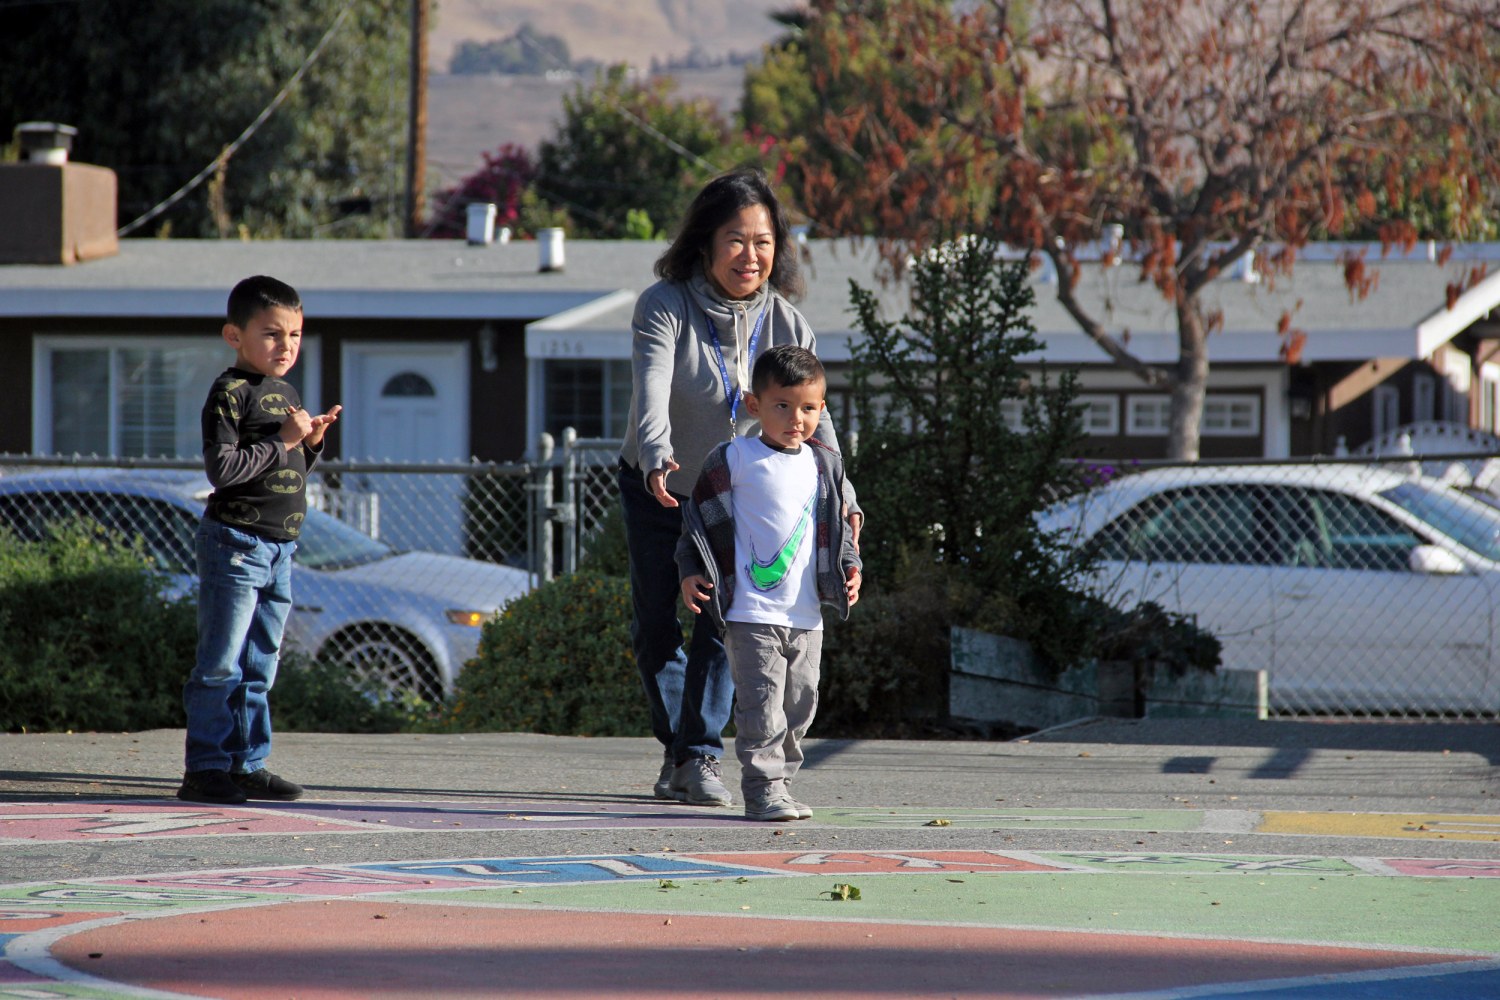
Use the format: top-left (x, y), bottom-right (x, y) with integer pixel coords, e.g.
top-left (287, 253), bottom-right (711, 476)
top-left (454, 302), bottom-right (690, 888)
top-left (445, 610), bottom-right (491, 627)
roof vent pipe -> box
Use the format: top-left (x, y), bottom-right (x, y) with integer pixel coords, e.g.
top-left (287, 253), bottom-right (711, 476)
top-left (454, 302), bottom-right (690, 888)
top-left (538, 227), bottom-right (565, 272)
top-left (466, 202), bottom-right (496, 245)
top-left (15, 121), bottom-right (77, 164)
top-left (1105, 223), bottom-right (1124, 256)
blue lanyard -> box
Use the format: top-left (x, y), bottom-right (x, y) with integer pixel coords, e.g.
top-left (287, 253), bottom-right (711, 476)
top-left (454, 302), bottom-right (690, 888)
top-left (705, 304), bottom-right (768, 434)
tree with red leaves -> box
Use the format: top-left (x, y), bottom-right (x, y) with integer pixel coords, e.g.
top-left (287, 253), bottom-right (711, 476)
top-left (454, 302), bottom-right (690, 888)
top-left (751, 0), bottom-right (1500, 458)
top-left (425, 143), bottom-right (536, 240)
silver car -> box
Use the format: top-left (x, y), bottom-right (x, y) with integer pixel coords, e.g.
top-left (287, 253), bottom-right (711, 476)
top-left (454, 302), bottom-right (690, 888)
top-left (1038, 463), bottom-right (1500, 714)
top-left (0, 470), bottom-right (532, 701)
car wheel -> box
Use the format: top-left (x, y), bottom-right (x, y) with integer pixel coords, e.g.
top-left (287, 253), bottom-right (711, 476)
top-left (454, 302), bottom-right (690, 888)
top-left (324, 625), bottom-right (443, 703)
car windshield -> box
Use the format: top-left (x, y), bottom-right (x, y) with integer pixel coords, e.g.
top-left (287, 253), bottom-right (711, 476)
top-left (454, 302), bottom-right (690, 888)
top-left (1377, 480), bottom-right (1500, 563)
top-left (295, 506), bottom-right (397, 570)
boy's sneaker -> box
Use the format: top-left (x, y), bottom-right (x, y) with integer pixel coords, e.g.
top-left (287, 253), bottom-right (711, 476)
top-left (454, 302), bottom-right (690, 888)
top-left (784, 784), bottom-right (814, 820)
top-left (177, 769), bottom-right (247, 805)
top-left (744, 787), bottom-right (799, 822)
top-left (653, 751), bottom-right (675, 800)
top-left (231, 769), bottom-right (304, 801)
top-left (669, 755), bottom-right (733, 806)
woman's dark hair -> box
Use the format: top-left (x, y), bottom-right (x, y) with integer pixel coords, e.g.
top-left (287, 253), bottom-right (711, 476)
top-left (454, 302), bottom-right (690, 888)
top-left (655, 169), bottom-right (804, 300)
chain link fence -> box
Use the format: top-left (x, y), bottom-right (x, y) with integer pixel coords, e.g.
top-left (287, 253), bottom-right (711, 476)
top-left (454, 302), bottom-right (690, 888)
top-left (3, 443), bottom-right (1497, 718)
top-left (1050, 453), bottom-right (1500, 718)
top-left (0, 435), bottom-right (622, 703)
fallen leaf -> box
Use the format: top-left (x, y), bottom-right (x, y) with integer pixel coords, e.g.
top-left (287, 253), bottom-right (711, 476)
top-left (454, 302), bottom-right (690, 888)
top-left (924, 819), bottom-right (952, 827)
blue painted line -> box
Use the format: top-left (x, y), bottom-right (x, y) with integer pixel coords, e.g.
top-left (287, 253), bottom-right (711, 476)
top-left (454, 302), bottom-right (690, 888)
top-left (1102, 961), bottom-right (1500, 999)
top-left (353, 854), bottom-right (762, 885)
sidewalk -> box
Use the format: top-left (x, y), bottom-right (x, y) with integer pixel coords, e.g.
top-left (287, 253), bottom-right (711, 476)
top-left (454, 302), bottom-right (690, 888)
top-left (3, 719), bottom-right (1498, 998)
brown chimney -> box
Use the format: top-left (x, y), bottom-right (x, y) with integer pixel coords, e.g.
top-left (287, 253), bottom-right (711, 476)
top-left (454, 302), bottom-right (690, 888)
top-left (1, 122), bottom-right (119, 265)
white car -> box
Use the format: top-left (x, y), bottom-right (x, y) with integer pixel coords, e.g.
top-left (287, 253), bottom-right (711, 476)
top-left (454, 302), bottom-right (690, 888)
top-left (0, 470), bottom-right (533, 701)
top-left (1038, 463), bottom-right (1500, 714)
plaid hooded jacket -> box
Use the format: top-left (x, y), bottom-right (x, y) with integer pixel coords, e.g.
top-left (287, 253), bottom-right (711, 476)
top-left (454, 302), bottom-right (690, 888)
top-left (674, 437), bottom-right (861, 635)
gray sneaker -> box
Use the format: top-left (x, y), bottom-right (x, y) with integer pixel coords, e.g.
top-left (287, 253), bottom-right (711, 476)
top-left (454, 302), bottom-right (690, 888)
top-left (744, 786), bottom-right (799, 822)
top-left (653, 751), bottom-right (675, 800)
top-left (784, 783), bottom-right (813, 820)
top-left (669, 755), bottom-right (733, 807)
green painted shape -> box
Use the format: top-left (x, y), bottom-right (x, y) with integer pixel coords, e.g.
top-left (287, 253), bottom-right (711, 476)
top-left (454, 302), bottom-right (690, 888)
top-left (0, 883), bottom-right (282, 912)
top-left (0, 984), bottom-right (146, 999)
top-left (1042, 853), bottom-right (1363, 875)
top-left (419, 871), bottom-right (1500, 954)
top-left (748, 492), bottom-right (815, 590)
top-left (819, 807), bottom-right (1202, 832)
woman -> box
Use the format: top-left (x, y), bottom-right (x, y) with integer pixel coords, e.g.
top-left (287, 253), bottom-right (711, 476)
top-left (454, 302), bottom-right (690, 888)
top-left (619, 169), bottom-right (859, 806)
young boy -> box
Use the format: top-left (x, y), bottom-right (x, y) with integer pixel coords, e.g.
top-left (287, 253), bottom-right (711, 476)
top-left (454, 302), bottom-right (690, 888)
top-left (676, 344), bottom-right (861, 821)
top-left (178, 275), bottom-right (341, 806)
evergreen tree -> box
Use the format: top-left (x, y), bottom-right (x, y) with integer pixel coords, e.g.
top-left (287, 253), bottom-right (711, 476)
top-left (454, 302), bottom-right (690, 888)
top-left (0, 0), bottom-right (410, 238)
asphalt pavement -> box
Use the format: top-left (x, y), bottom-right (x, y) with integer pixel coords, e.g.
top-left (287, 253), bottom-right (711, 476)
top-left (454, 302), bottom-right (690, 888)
top-left (2, 718), bottom-right (1498, 998)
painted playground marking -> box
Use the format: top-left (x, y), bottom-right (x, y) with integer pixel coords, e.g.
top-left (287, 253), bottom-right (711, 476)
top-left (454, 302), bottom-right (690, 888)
top-left (2, 849), bottom-right (1499, 999)
top-left (6, 801), bottom-right (1500, 843)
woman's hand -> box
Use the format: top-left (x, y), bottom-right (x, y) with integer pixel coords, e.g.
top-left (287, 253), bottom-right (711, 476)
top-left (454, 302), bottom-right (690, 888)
top-left (648, 461), bottom-right (681, 508)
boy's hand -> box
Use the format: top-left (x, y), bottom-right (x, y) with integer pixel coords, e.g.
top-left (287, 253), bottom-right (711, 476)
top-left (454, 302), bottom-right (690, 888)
top-left (845, 566), bottom-right (862, 607)
top-left (843, 504), bottom-right (862, 553)
top-left (304, 403), bottom-right (343, 446)
top-left (681, 574), bottom-right (713, 614)
top-left (278, 406), bottom-right (315, 445)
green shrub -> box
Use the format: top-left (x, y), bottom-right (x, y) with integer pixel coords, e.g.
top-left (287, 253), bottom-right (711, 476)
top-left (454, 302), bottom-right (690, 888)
top-left (578, 504), bottom-right (629, 577)
top-left (437, 571), bottom-right (650, 736)
top-left (817, 559), bottom-right (977, 736)
top-left (0, 521), bottom-right (197, 732)
top-left (272, 651), bottom-right (428, 734)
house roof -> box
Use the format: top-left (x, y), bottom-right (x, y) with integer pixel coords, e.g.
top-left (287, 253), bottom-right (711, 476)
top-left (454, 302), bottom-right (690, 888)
top-left (2, 236), bottom-right (1496, 365)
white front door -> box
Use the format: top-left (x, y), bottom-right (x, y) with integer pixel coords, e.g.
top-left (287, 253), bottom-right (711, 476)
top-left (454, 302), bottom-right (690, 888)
top-left (343, 343), bottom-right (469, 554)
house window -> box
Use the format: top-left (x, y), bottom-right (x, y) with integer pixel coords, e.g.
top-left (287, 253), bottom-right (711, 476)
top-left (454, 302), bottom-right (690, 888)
top-left (1201, 395), bottom-right (1261, 437)
top-left (1076, 394), bottom-right (1120, 435)
top-left (1444, 379), bottom-right (1470, 424)
top-left (1373, 385), bottom-right (1400, 439)
top-left (999, 399), bottom-right (1024, 432)
top-left (37, 338), bottom-right (315, 458)
top-left (542, 359), bottom-right (630, 438)
top-left (1481, 369), bottom-right (1500, 433)
top-left (1413, 374), bottom-right (1436, 423)
top-left (382, 372), bottom-right (435, 397)
top-left (1126, 395), bottom-right (1171, 435)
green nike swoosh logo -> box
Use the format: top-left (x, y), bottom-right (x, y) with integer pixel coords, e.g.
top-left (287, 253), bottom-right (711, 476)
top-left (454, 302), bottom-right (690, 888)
top-left (748, 492), bottom-right (816, 591)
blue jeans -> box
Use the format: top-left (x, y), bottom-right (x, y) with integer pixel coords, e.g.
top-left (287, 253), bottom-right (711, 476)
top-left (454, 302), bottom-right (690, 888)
top-left (183, 518), bottom-right (296, 774)
top-left (618, 461), bottom-right (734, 762)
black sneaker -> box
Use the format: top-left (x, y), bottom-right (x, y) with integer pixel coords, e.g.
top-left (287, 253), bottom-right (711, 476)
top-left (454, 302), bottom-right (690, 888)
top-left (232, 769), bottom-right (304, 801)
top-left (177, 769), bottom-right (248, 805)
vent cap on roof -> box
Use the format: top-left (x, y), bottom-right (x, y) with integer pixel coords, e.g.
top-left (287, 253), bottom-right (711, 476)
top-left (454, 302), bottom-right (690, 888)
top-left (14, 121), bottom-right (78, 164)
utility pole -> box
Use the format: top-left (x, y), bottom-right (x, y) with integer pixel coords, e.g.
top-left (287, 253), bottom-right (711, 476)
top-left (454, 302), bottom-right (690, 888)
top-left (404, 0), bottom-right (429, 238)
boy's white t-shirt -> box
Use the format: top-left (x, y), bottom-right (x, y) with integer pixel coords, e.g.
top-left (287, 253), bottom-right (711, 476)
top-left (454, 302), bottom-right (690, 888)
top-left (723, 435), bottom-right (823, 631)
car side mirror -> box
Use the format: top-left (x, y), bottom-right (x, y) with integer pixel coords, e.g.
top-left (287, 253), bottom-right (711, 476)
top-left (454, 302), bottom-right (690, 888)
top-left (1409, 544), bottom-right (1466, 575)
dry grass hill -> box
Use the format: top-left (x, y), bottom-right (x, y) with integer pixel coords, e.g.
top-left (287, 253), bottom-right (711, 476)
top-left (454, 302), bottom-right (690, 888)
top-left (423, 0), bottom-right (782, 190)
top-left (429, 0), bottom-right (784, 68)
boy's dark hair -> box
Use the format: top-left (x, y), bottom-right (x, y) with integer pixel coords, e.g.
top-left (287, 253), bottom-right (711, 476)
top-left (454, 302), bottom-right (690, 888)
top-left (227, 275), bottom-right (301, 329)
top-left (751, 344), bottom-right (825, 395)
top-left (655, 168), bottom-right (805, 300)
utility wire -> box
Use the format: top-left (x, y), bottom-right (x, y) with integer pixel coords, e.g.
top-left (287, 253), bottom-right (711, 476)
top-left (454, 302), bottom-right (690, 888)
top-left (116, 1), bottom-right (356, 237)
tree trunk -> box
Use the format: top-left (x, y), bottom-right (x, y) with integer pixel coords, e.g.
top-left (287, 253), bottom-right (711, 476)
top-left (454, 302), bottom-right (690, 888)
top-left (1169, 296), bottom-right (1210, 461)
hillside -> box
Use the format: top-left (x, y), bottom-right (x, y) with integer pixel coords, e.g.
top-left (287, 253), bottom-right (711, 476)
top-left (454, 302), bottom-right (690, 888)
top-left (424, 0), bottom-right (781, 190)
top-left (429, 0), bottom-right (785, 70)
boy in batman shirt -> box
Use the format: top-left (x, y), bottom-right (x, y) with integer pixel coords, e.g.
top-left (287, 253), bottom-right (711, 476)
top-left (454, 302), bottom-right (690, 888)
top-left (178, 275), bottom-right (341, 805)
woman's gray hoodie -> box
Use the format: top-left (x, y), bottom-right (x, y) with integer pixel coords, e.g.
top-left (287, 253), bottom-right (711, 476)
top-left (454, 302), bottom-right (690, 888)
top-left (620, 269), bottom-right (853, 501)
